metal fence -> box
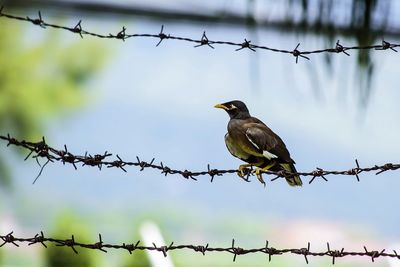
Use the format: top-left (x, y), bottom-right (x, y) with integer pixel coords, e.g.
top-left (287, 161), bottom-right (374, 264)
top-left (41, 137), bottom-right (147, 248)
top-left (0, 8), bottom-right (399, 63)
top-left (1, 134), bottom-right (399, 185)
top-left (1, 232), bottom-right (398, 264)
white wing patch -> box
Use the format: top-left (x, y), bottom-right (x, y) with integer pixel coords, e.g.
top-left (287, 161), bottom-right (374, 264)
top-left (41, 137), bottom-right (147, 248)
top-left (245, 132), bottom-right (278, 160)
top-left (245, 133), bottom-right (260, 150)
top-left (263, 150), bottom-right (278, 160)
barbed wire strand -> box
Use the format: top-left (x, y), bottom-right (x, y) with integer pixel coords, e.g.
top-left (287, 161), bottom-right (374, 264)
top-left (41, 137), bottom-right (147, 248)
top-left (0, 8), bottom-right (399, 63)
top-left (0, 231), bottom-right (398, 264)
top-left (1, 134), bottom-right (399, 185)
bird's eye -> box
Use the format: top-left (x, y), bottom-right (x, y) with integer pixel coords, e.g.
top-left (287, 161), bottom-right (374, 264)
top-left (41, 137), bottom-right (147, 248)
top-left (230, 104), bottom-right (237, 110)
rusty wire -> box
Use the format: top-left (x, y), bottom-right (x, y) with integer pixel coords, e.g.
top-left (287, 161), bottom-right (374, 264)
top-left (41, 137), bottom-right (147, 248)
top-left (1, 134), bottom-right (399, 185)
top-left (0, 8), bottom-right (399, 63)
top-left (0, 231), bottom-right (398, 264)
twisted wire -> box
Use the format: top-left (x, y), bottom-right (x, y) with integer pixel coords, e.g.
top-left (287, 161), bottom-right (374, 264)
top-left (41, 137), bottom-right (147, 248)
top-left (0, 232), bottom-right (398, 264)
top-left (0, 8), bottom-right (398, 63)
top-left (1, 134), bottom-right (399, 184)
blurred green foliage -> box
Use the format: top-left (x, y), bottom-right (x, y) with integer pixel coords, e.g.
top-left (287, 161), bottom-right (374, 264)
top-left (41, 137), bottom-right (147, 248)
top-left (123, 248), bottom-right (151, 267)
top-left (44, 212), bottom-right (97, 267)
top-left (0, 19), bottom-right (106, 188)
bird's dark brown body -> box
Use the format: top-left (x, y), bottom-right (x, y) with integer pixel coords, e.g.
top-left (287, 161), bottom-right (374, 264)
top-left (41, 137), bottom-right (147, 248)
top-left (226, 117), bottom-right (293, 167)
top-left (215, 100), bottom-right (302, 186)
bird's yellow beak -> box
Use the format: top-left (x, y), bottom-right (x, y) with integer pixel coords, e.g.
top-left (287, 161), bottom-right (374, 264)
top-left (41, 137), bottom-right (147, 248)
top-left (214, 103), bottom-right (229, 110)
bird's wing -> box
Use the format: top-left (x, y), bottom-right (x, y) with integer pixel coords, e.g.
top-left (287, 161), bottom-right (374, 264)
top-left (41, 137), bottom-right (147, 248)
top-left (224, 132), bottom-right (250, 161)
top-left (244, 120), bottom-right (294, 163)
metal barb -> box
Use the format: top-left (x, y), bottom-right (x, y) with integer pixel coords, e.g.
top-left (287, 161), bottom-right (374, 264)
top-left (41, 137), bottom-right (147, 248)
top-left (55, 235), bottom-right (77, 253)
top-left (193, 244), bottom-right (208, 255)
top-left (28, 231), bottom-right (47, 248)
top-left (292, 43), bottom-right (310, 63)
top-left (71, 20), bottom-right (83, 38)
top-left (32, 158), bottom-right (50, 184)
top-left (194, 31), bottom-right (214, 49)
top-left (235, 39), bottom-right (256, 52)
top-left (92, 234), bottom-right (107, 252)
top-left (335, 40), bottom-right (350, 56)
top-left (393, 249), bottom-right (400, 259)
top-left (156, 25), bottom-right (169, 47)
top-left (0, 232), bottom-right (19, 247)
top-left (376, 40), bottom-right (398, 52)
top-left (353, 159), bottom-right (361, 181)
top-left (309, 168), bottom-right (328, 184)
top-left (116, 26), bottom-right (127, 41)
top-left (28, 11), bottom-right (45, 28)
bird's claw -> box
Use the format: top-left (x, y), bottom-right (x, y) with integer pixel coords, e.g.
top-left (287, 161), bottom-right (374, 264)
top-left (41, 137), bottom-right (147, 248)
top-left (237, 165), bottom-right (266, 186)
top-left (254, 168), bottom-right (266, 187)
top-left (237, 164), bottom-right (251, 181)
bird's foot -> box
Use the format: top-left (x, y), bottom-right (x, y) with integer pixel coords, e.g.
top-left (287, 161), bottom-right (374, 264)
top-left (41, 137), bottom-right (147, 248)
top-left (237, 164), bottom-right (252, 181)
top-left (254, 168), bottom-right (266, 187)
top-left (253, 162), bottom-right (276, 187)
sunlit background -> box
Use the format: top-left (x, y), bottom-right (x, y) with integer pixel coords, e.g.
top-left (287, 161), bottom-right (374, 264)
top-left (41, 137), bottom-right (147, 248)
top-left (1, 0), bottom-right (400, 266)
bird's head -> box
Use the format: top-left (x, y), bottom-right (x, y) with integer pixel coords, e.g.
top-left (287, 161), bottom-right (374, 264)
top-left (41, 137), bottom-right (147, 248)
top-left (214, 100), bottom-right (250, 119)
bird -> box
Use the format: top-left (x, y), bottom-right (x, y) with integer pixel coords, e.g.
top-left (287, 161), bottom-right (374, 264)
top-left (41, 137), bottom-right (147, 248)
top-left (214, 100), bottom-right (302, 186)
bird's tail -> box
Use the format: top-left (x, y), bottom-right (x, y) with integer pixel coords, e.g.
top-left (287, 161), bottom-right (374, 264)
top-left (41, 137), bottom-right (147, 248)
top-left (280, 163), bottom-right (302, 186)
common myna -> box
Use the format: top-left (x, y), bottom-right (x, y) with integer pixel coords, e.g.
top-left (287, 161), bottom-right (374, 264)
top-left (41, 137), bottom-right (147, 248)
top-left (215, 100), bottom-right (302, 186)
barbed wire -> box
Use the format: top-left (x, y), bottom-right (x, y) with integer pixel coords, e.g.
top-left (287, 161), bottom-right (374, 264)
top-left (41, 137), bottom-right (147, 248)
top-left (0, 231), bottom-right (398, 264)
top-left (0, 8), bottom-right (399, 63)
top-left (1, 134), bottom-right (399, 185)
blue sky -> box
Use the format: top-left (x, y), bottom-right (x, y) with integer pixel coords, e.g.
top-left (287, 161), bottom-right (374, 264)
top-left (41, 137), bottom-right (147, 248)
top-left (1, 7), bottom-right (400, 266)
